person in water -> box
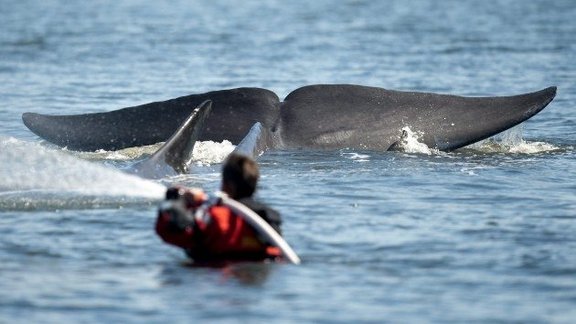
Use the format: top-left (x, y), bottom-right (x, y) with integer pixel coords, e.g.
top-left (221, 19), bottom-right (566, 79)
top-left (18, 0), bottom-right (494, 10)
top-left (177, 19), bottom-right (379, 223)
top-left (155, 153), bottom-right (282, 262)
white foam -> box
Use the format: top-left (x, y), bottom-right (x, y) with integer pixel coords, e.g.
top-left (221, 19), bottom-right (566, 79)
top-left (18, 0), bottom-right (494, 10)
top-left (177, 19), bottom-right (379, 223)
top-left (73, 143), bottom-right (165, 161)
top-left (342, 152), bottom-right (371, 162)
top-left (507, 141), bottom-right (559, 154)
top-left (70, 140), bottom-right (236, 166)
top-left (389, 125), bottom-right (558, 156)
top-left (467, 125), bottom-right (560, 154)
top-left (397, 127), bottom-right (439, 155)
top-left (192, 140), bottom-right (236, 165)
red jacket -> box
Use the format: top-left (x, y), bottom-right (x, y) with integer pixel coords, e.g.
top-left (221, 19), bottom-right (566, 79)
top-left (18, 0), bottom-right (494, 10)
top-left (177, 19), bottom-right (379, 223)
top-left (156, 200), bottom-right (281, 262)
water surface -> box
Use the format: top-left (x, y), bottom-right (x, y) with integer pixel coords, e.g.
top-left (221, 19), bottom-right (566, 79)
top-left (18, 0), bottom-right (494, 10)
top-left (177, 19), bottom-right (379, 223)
top-left (1, 0), bottom-right (575, 323)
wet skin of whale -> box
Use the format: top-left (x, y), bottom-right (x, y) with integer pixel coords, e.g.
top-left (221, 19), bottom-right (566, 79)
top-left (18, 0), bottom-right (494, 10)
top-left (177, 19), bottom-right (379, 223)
top-left (22, 84), bottom-right (557, 153)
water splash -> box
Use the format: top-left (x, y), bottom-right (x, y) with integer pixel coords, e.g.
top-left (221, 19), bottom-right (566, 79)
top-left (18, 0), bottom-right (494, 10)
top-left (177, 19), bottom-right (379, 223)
top-left (341, 152), bottom-right (371, 162)
top-left (396, 127), bottom-right (439, 155)
top-left (392, 126), bottom-right (559, 155)
top-left (71, 140), bottom-right (235, 165)
top-left (192, 140), bottom-right (236, 165)
top-left (0, 137), bottom-right (167, 210)
top-left (82, 144), bottom-right (163, 161)
top-left (467, 125), bottom-right (560, 154)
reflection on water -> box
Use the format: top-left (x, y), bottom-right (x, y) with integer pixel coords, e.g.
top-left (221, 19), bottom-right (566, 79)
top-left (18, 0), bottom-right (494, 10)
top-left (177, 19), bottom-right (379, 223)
top-left (191, 262), bottom-right (275, 287)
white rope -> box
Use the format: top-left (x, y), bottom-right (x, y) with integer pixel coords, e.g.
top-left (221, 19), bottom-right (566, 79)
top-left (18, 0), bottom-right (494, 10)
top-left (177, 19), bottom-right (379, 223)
top-left (215, 192), bottom-right (301, 264)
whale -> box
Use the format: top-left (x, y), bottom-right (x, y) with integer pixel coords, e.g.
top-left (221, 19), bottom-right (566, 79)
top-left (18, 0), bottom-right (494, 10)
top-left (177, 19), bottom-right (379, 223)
top-left (128, 100), bottom-right (212, 179)
top-left (22, 84), bottom-right (557, 155)
top-left (23, 88), bottom-right (279, 152)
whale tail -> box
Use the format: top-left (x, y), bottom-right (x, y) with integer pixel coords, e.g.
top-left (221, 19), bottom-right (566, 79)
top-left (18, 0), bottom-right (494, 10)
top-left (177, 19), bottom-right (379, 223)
top-left (21, 85), bottom-right (557, 154)
top-left (22, 88), bottom-right (279, 151)
top-left (277, 85), bottom-right (557, 151)
top-left (130, 100), bottom-right (212, 178)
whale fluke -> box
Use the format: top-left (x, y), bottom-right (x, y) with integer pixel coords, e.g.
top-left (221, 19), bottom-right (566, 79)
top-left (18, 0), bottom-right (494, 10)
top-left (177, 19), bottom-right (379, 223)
top-left (22, 88), bottom-right (279, 151)
top-left (22, 84), bottom-right (556, 155)
top-left (277, 85), bottom-right (557, 151)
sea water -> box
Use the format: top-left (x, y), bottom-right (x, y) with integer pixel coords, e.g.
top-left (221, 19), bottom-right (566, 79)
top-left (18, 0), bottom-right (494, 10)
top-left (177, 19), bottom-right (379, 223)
top-left (1, 0), bottom-right (575, 323)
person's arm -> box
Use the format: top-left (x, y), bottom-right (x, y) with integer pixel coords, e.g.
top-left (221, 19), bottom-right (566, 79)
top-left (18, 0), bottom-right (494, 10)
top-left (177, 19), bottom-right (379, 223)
top-left (155, 186), bottom-right (208, 249)
top-left (155, 208), bottom-right (196, 249)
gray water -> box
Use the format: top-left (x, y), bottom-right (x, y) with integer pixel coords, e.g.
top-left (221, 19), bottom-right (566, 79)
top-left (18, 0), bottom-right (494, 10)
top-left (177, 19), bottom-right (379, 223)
top-left (1, 0), bottom-right (575, 323)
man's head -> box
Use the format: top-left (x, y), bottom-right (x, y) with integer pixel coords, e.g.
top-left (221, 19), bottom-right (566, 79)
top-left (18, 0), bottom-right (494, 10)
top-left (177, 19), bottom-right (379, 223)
top-left (221, 153), bottom-right (259, 199)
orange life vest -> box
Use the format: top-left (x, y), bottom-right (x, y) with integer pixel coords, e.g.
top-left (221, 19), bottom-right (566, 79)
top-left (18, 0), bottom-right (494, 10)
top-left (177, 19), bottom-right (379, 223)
top-left (156, 200), bottom-right (281, 261)
top-left (192, 203), bottom-right (281, 260)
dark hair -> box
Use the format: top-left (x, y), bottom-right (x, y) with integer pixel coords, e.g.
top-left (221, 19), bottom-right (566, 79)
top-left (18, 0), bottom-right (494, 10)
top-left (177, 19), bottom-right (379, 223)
top-left (222, 153), bottom-right (259, 199)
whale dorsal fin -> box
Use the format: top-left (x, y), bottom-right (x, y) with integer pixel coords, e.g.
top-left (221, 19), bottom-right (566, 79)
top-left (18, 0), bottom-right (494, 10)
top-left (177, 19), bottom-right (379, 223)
top-left (232, 122), bottom-right (271, 159)
top-left (131, 100), bottom-right (212, 178)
